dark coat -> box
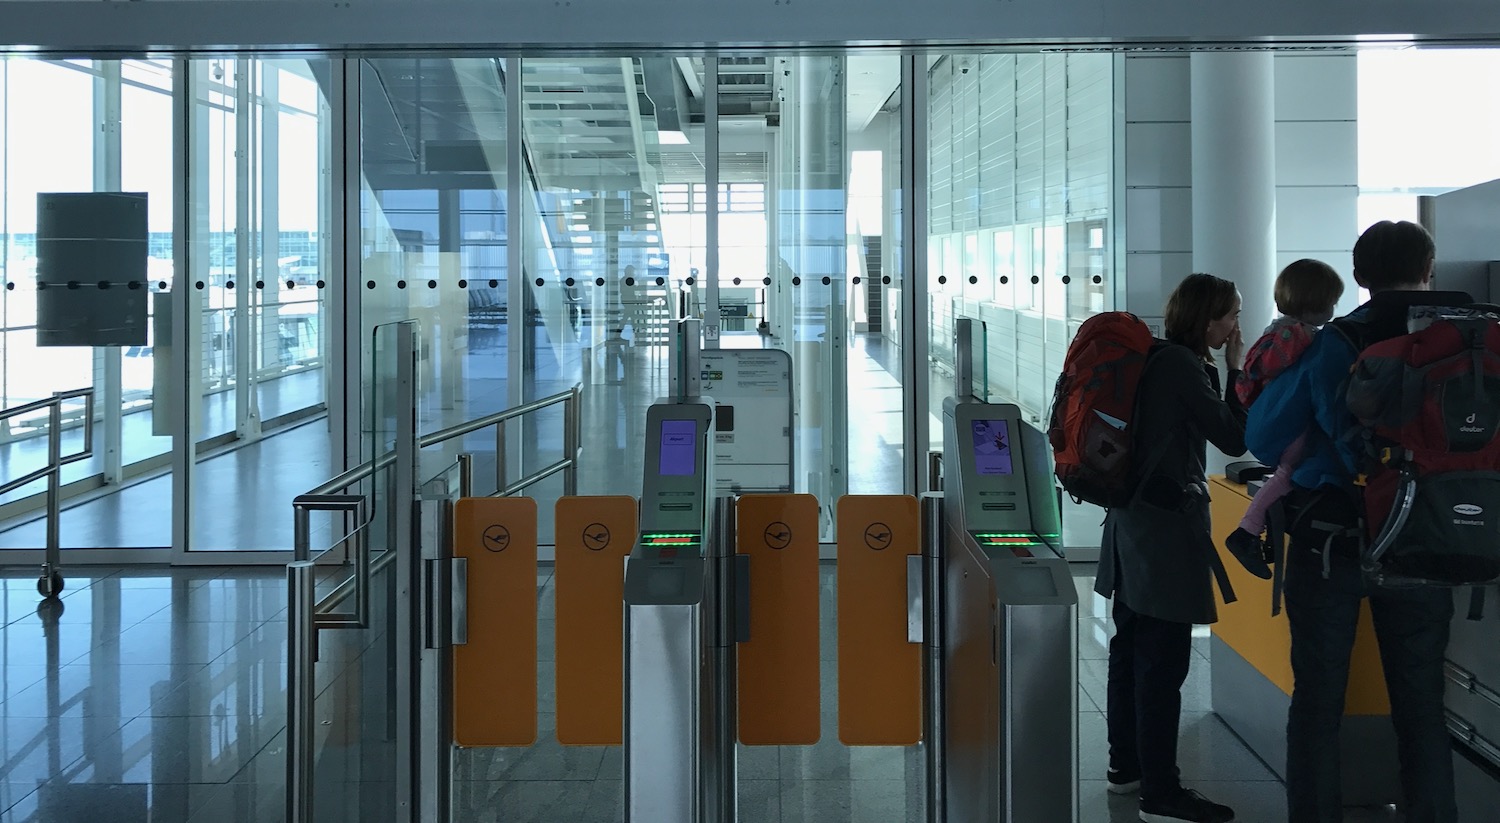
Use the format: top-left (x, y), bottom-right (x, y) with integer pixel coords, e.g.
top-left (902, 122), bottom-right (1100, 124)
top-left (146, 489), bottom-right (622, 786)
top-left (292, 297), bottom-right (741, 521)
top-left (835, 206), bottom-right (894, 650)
top-left (1094, 343), bottom-right (1248, 625)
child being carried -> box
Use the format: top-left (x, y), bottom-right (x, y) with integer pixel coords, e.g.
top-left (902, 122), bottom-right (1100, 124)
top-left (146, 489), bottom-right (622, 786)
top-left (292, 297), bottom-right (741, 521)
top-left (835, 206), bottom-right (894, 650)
top-left (1225, 259), bottom-right (1346, 579)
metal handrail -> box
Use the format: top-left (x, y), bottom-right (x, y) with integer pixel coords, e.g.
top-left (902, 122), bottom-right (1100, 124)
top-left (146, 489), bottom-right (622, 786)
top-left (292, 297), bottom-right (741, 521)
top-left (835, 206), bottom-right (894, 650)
top-left (292, 383), bottom-right (583, 619)
top-left (0, 388), bottom-right (95, 598)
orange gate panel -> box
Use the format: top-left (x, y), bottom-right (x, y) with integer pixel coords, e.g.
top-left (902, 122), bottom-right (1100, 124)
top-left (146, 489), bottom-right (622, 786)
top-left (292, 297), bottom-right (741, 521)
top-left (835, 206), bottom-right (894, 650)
top-left (836, 495), bottom-right (922, 745)
top-left (554, 495), bottom-right (637, 745)
top-left (453, 497), bottom-right (538, 747)
top-left (736, 493), bottom-right (820, 745)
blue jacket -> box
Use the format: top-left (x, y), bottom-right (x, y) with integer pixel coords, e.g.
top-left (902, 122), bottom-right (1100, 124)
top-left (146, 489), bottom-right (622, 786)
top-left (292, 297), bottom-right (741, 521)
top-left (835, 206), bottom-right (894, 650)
top-left (1245, 290), bottom-right (1477, 492)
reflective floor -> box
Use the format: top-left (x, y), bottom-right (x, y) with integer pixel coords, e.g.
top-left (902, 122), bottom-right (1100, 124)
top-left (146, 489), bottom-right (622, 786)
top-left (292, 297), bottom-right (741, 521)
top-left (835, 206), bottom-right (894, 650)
top-left (0, 562), bottom-right (1432, 823)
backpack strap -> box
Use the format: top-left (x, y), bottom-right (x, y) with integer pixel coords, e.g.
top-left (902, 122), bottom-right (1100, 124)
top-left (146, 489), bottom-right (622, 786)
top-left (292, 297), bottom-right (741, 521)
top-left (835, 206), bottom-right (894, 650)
top-left (1468, 586), bottom-right (1487, 622)
top-left (1267, 497), bottom-right (1289, 617)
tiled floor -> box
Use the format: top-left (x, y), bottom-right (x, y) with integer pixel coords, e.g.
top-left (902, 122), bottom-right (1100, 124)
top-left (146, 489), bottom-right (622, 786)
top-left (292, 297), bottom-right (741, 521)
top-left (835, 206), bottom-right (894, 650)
top-left (0, 561), bottom-right (1446, 823)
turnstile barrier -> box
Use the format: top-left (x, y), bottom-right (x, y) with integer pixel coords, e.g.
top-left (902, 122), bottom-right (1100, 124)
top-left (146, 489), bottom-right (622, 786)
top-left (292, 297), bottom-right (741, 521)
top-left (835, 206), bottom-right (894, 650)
top-left (554, 495), bottom-right (636, 746)
top-left (835, 494), bottom-right (923, 746)
top-left (735, 493), bottom-right (821, 746)
top-left (452, 497), bottom-right (538, 748)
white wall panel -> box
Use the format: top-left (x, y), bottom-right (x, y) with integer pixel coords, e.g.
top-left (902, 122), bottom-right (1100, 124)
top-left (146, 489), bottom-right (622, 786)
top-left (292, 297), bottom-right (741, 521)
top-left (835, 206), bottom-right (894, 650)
top-left (1126, 187), bottom-right (1193, 253)
top-left (1125, 251), bottom-right (1192, 313)
top-left (1275, 121), bottom-right (1358, 187)
top-left (1123, 56), bottom-right (1191, 122)
top-left (1274, 54), bottom-right (1359, 122)
top-left (1276, 185), bottom-right (1359, 251)
top-left (1125, 122), bottom-right (1192, 188)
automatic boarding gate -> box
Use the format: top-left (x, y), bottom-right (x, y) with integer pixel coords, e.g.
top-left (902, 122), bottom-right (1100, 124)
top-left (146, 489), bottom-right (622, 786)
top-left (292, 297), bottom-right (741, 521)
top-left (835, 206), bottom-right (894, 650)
top-left (937, 395), bottom-right (1080, 823)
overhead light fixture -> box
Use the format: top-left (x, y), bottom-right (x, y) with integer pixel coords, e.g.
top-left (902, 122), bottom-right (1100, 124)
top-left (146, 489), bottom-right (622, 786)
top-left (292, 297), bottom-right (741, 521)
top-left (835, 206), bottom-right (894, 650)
top-left (658, 129), bottom-right (690, 145)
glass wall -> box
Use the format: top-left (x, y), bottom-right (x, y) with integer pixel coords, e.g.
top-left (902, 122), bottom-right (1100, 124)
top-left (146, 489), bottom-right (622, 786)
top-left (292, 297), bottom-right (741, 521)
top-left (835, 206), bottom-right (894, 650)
top-left (188, 58), bottom-right (334, 551)
top-left (925, 53), bottom-right (1115, 549)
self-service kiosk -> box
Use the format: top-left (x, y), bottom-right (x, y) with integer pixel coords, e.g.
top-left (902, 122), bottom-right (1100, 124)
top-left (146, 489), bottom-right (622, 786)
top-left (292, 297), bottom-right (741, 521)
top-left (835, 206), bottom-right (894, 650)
top-left (941, 397), bottom-right (1079, 823)
top-left (623, 318), bottom-right (736, 823)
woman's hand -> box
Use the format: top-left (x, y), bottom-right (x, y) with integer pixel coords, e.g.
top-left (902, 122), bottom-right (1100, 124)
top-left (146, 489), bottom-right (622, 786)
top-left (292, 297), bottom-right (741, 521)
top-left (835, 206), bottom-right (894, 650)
top-left (1225, 323), bottom-right (1245, 370)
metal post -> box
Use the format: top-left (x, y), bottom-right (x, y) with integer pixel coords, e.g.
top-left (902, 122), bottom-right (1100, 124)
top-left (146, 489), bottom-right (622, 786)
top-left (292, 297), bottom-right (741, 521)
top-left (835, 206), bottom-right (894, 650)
top-left (706, 495), bottom-right (738, 823)
top-left (496, 422), bottom-right (508, 497)
top-left (293, 507), bottom-right (311, 563)
top-left (927, 451), bottom-right (943, 493)
top-left (393, 322), bottom-right (419, 821)
top-left (41, 401), bottom-right (62, 594)
top-left (563, 387), bottom-right (579, 496)
top-left (921, 493), bottom-right (945, 823)
top-left (457, 453), bottom-right (474, 499)
top-left (285, 560), bottom-right (317, 823)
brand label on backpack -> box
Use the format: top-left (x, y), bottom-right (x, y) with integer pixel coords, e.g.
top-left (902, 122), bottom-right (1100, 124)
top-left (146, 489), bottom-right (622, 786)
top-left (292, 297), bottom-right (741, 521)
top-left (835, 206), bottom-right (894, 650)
top-left (1461, 413), bottom-right (1486, 435)
top-left (1455, 504), bottom-right (1483, 516)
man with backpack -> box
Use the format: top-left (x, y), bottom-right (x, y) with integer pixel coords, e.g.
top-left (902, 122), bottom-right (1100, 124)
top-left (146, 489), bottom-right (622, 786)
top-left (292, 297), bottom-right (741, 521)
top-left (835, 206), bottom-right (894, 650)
top-left (1245, 220), bottom-right (1461, 823)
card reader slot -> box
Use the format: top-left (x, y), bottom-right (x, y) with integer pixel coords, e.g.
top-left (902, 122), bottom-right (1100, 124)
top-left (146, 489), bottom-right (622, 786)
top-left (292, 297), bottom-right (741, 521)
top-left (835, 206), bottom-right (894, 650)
top-left (982, 503), bottom-right (1017, 511)
top-left (658, 503), bottom-right (693, 511)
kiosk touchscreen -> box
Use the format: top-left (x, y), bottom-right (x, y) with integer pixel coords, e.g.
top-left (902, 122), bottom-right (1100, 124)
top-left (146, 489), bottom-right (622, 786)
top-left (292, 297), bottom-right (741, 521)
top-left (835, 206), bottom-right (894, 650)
top-left (625, 401), bottom-right (714, 602)
top-left (943, 399), bottom-right (1065, 567)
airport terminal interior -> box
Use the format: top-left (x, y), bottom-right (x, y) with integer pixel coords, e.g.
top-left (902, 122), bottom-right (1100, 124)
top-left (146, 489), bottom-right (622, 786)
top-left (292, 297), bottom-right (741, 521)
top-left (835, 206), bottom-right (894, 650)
top-left (0, 37), bottom-right (1499, 823)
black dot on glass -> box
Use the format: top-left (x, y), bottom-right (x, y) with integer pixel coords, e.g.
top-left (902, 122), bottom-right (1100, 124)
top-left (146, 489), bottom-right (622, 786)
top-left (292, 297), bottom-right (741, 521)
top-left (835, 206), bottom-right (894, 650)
top-left (396, 280), bottom-right (407, 290)
top-left (226, 281), bottom-right (235, 290)
top-left (595, 278), bottom-right (605, 286)
top-left (4, 283), bottom-right (13, 291)
top-left (535, 278), bottom-right (544, 287)
top-left (564, 278), bottom-right (575, 287)
top-left (685, 277), bottom-right (695, 286)
top-left (763, 277), bottom-right (771, 285)
top-left (128, 281), bottom-right (141, 291)
top-left (1093, 275), bottom-right (1103, 285)
top-left (625, 277), bottom-right (635, 286)
top-left (852, 277), bottom-right (861, 285)
top-left (195, 281), bottom-right (205, 290)
top-left (158, 282), bottom-right (168, 292)
top-left (316, 280), bottom-right (326, 289)
top-left (937, 276), bottom-right (947, 285)
top-left (36, 282), bottom-right (46, 291)
top-left (1061, 275), bottom-right (1071, 285)
top-left (366, 281), bottom-right (376, 290)
top-left (98, 281), bottom-right (110, 290)
top-left (1031, 276), bottom-right (1040, 285)
top-left (882, 276), bottom-right (891, 285)
top-left (286, 280), bottom-right (296, 290)
top-left (67, 281), bottom-right (79, 290)
top-left (792, 277), bottom-right (802, 286)
top-left (428, 280), bottom-right (437, 289)
top-left (821, 276), bottom-right (831, 286)
top-left (969, 276), bottom-right (978, 285)
top-left (1000, 276), bottom-right (1009, 285)
top-left (254, 280), bottom-right (264, 290)
top-left (655, 277), bottom-right (665, 286)
top-left (458, 280), bottom-right (469, 289)
top-left (732, 278), bottom-right (742, 286)
top-left (489, 279), bottom-right (499, 288)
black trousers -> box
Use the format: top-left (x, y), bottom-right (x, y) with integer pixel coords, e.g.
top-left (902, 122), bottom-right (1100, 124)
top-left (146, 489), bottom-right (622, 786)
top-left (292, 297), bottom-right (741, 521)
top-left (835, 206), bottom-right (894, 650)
top-left (1284, 546), bottom-right (1456, 823)
top-left (1106, 598), bottom-right (1193, 804)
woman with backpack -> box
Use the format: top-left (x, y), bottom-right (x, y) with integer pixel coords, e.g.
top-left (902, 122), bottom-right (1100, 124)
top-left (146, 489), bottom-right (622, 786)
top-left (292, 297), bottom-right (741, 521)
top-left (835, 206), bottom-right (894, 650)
top-left (1096, 272), bottom-right (1248, 823)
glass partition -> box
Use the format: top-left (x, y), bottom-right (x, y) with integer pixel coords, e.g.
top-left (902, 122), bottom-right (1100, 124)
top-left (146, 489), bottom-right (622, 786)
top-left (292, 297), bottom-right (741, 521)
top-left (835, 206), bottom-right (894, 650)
top-left (926, 52), bottom-right (1116, 551)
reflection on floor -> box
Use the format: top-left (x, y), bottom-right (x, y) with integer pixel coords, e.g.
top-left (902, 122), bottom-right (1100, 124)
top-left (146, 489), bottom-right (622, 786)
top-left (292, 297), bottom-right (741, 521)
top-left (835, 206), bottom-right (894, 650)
top-left (0, 564), bottom-right (1428, 823)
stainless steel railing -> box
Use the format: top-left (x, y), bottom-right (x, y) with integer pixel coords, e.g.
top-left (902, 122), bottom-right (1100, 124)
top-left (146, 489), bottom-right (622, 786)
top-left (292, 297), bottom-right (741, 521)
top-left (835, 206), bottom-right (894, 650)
top-left (0, 388), bottom-right (95, 598)
top-left (286, 382), bottom-right (582, 823)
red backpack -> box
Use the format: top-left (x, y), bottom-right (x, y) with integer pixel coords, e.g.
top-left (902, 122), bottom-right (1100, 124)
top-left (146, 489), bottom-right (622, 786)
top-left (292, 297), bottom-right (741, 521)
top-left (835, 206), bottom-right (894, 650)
top-left (1048, 312), bottom-right (1159, 508)
top-left (1340, 307), bottom-right (1500, 586)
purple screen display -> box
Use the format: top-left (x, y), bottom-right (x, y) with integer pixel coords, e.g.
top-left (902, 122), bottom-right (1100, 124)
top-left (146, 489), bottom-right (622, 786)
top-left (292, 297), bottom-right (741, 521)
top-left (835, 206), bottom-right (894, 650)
top-left (659, 419), bottom-right (697, 476)
top-left (971, 419), bottom-right (1013, 476)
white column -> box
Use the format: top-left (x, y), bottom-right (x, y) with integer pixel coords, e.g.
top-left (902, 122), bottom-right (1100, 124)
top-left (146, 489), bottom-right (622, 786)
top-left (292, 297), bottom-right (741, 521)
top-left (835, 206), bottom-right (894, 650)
top-left (1190, 53), bottom-right (1277, 335)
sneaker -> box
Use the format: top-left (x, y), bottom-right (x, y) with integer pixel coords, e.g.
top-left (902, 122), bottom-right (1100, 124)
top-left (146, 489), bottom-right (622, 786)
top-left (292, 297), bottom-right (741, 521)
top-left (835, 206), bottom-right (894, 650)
top-left (1224, 528), bottom-right (1273, 579)
top-left (1139, 788), bottom-right (1235, 823)
top-left (1107, 768), bottom-right (1141, 795)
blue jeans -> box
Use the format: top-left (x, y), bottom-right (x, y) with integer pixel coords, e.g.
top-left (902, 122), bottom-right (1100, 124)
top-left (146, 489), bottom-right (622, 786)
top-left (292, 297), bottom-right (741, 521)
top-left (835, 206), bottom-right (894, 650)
top-left (1284, 545), bottom-right (1456, 823)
